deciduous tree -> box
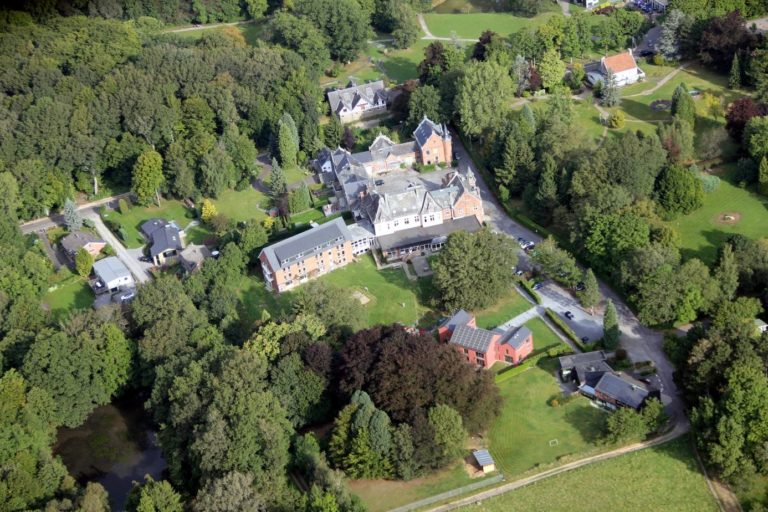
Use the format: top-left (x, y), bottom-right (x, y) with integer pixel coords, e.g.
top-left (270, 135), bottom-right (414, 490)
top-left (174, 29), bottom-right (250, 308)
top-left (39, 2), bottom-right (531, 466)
top-left (74, 247), bottom-right (94, 278)
top-left (132, 149), bottom-right (164, 206)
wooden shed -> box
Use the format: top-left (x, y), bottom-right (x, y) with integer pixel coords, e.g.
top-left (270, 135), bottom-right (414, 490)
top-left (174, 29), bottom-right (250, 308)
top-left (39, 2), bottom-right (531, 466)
top-left (473, 449), bottom-right (496, 474)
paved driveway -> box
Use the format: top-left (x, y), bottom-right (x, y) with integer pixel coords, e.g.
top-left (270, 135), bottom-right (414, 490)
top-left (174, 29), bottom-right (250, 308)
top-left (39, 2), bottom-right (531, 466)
top-left (85, 211), bottom-right (151, 284)
top-left (537, 282), bottom-right (604, 343)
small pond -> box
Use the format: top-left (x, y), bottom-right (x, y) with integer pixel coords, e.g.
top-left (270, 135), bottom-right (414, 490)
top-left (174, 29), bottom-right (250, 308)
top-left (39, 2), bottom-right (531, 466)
top-left (54, 395), bottom-right (166, 511)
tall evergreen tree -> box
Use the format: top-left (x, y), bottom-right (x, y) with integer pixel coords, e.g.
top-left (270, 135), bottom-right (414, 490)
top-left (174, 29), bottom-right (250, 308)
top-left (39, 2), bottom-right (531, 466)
top-left (268, 158), bottom-right (287, 200)
top-left (577, 268), bottom-right (601, 312)
top-left (729, 53), bottom-right (741, 89)
top-left (132, 149), bottom-right (164, 206)
top-left (62, 198), bottom-right (82, 232)
top-left (714, 244), bottom-right (739, 301)
top-left (656, 9), bottom-right (685, 61)
top-left (601, 69), bottom-right (620, 107)
top-left (323, 116), bottom-right (343, 148)
top-left (277, 113), bottom-right (299, 167)
top-left (671, 83), bottom-right (696, 128)
top-left (603, 299), bottom-right (621, 350)
top-left (759, 156), bottom-right (768, 196)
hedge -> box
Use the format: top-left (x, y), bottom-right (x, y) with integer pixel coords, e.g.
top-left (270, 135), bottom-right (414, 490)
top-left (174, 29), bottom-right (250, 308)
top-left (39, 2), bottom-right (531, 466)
top-left (495, 345), bottom-right (572, 383)
top-left (544, 308), bottom-right (593, 351)
top-left (518, 279), bottom-right (542, 304)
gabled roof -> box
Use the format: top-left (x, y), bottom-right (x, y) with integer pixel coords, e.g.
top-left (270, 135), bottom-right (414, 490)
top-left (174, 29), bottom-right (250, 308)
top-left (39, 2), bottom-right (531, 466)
top-left (327, 80), bottom-right (386, 113)
top-left (440, 309), bottom-right (473, 332)
top-left (140, 218), bottom-right (169, 239)
top-left (414, 116), bottom-right (450, 147)
top-left (558, 350), bottom-right (607, 370)
top-left (93, 256), bottom-right (131, 284)
top-left (601, 51), bottom-right (638, 74)
top-left (179, 244), bottom-right (211, 270)
top-left (449, 323), bottom-right (498, 353)
top-left (260, 218), bottom-right (354, 270)
top-left (594, 372), bottom-right (650, 409)
top-left (501, 326), bottom-right (532, 350)
top-left (60, 231), bottom-right (104, 254)
top-left (149, 224), bottom-right (183, 257)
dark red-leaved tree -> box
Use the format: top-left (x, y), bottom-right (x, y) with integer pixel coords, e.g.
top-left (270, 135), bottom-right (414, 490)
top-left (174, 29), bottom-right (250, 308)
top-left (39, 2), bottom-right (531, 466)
top-left (725, 97), bottom-right (767, 141)
top-left (472, 30), bottom-right (498, 61)
top-left (336, 325), bottom-right (500, 433)
top-left (699, 11), bottom-right (758, 72)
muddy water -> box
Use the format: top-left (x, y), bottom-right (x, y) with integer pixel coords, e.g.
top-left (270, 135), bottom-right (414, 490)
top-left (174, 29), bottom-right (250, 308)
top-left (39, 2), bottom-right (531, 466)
top-left (54, 396), bottom-right (166, 511)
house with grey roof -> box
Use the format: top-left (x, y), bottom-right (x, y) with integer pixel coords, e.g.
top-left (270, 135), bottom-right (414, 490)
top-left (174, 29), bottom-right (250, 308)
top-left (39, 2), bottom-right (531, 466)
top-left (327, 80), bottom-right (389, 123)
top-left (60, 231), bottom-right (106, 262)
top-left (179, 244), bottom-right (212, 273)
top-left (438, 310), bottom-right (534, 368)
top-left (258, 218), bottom-right (356, 293)
top-left (141, 218), bottom-right (184, 266)
top-left (92, 256), bottom-right (134, 294)
top-left (558, 350), bottom-right (660, 411)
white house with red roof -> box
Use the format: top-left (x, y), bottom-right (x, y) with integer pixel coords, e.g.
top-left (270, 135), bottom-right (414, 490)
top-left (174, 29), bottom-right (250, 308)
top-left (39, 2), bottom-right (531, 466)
top-left (600, 50), bottom-right (646, 87)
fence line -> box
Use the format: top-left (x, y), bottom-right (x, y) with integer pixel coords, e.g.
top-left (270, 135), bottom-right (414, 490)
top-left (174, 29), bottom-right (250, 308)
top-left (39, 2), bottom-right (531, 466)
top-left (388, 474), bottom-right (505, 512)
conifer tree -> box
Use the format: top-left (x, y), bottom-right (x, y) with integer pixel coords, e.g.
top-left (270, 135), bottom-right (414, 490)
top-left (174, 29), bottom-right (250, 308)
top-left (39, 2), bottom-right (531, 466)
top-left (729, 53), bottom-right (741, 89)
top-left (759, 156), bottom-right (768, 196)
top-left (578, 269), bottom-right (600, 312)
top-left (603, 299), bottom-right (621, 350)
top-left (63, 198), bottom-right (82, 232)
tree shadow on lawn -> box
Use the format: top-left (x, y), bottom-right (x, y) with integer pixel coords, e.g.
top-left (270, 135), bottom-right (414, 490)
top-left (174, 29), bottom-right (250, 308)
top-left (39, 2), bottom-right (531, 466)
top-left (679, 228), bottom-right (738, 266)
top-left (382, 56), bottom-right (418, 83)
top-left (562, 402), bottom-right (606, 446)
top-left (620, 98), bottom-right (671, 123)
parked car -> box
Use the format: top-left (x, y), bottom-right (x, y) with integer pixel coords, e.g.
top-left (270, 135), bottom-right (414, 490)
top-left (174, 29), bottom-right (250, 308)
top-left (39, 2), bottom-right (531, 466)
top-left (580, 336), bottom-right (590, 343)
top-left (638, 49), bottom-right (655, 57)
top-left (564, 311), bottom-right (574, 320)
top-left (139, 256), bottom-right (152, 263)
top-left (515, 269), bottom-right (524, 276)
top-left (575, 281), bottom-right (586, 292)
top-left (524, 243), bottom-right (535, 252)
top-left (532, 282), bottom-right (543, 290)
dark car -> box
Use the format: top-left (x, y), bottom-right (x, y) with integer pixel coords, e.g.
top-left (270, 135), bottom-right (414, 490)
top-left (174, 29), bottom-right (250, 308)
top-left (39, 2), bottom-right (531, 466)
top-left (375, 179), bottom-right (384, 186)
top-left (575, 282), bottom-right (586, 292)
top-left (638, 49), bottom-right (655, 58)
top-left (580, 336), bottom-right (590, 343)
top-left (564, 311), bottom-right (574, 320)
top-left (139, 256), bottom-right (152, 263)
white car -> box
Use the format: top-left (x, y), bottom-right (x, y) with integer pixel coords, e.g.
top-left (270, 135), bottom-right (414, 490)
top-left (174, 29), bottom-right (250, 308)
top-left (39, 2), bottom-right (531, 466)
top-left (586, 72), bottom-right (605, 88)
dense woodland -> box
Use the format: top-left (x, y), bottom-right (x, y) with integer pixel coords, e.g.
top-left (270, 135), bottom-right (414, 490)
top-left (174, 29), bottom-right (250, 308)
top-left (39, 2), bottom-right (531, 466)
top-left (5, 0), bottom-right (768, 509)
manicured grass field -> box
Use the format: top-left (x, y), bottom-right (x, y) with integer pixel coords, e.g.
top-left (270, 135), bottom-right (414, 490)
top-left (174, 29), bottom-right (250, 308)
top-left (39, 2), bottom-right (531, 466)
top-left (349, 464), bottom-right (474, 512)
top-left (489, 357), bottom-right (606, 476)
top-left (666, 166), bottom-right (768, 265)
top-left (526, 316), bottom-right (565, 351)
top-left (473, 287), bottom-right (531, 329)
top-left (43, 275), bottom-right (92, 321)
top-left (320, 255), bottom-right (436, 327)
top-left (167, 20), bottom-right (267, 46)
top-left (460, 436), bottom-right (718, 512)
top-left (101, 200), bottom-right (201, 249)
top-left (423, 11), bottom-right (559, 39)
top-left (210, 187), bottom-right (268, 223)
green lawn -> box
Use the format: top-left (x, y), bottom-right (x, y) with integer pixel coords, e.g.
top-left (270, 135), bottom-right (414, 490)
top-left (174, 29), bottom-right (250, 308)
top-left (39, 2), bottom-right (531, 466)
top-left (43, 275), bottom-right (92, 321)
top-left (473, 287), bottom-right (531, 329)
top-left (237, 274), bottom-right (294, 327)
top-left (284, 165), bottom-right (309, 186)
top-left (460, 436), bottom-right (718, 512)
top-left (320, 255), bottom-right (437, 327)
top-left (349, 464), bottom-right (474, 512)
top-left (666, 166), bottom-right (768, 264)
top-left (167, 20), bottom-right (268, 45)
top-left (290, 207), bottom-right (326, 225)
top-left (526, 316), bottom-right (565, 351)
top-left (210, 187), bottom-right (268, 223)
top-left (423, 11), bottom-right (559, 39)
top-left (101, 200), bottom-right (203, 249)
top-left (489, 357), bottom-right (606, 477)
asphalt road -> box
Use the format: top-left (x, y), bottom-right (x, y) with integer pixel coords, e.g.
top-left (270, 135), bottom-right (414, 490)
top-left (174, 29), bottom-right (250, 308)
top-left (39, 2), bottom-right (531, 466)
top-left (84, 211), bottom-right (151, 284)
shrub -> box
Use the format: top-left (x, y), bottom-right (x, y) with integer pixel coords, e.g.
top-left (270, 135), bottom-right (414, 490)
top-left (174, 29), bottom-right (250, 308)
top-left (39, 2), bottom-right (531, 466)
top-left (608, 111), bottom-right (625, 129)
top-left (118, 227), bottom-right (128, 241)
top-left (201, 198), bottom-right (218, 224)
top-left (210, 213), bottom-right (231, 234)
top-left (518, 279), bottom-right (542, 304)
top-left (118, 198), bottom-right (130, 214)
top-left (652, 54), bottom-right (665, 66)
top-left (615, 348), bottom-right (628, 360)
top-left (549, 398), bottom-right (560, 407)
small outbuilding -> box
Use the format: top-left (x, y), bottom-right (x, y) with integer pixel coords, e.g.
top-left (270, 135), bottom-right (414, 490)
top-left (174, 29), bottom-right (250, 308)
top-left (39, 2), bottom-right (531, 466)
top-left (179, 244), bottom-right (212, 273)
top-left (472, 449), bottom-right (496, 474)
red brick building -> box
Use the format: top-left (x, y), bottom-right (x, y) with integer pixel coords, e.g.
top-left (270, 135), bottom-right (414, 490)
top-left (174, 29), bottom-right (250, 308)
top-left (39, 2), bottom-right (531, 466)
top-left (439, 310), bottom-right (534, 369)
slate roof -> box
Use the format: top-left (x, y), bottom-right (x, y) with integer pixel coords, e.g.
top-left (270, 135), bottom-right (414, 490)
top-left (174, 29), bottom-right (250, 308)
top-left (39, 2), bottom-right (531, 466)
top-left (601, 51), bottom-right (638, 74)
top-left (260, 218), bottom-right (354, 270)
top-left (149, 224), bottom-right (183, 257)
top-left (60, 231), bottom-right (104, 255)
top-left (449, 323), bottom-right (498, 353)
top-left (93, 256), bottom-right (131, 284)
top-left (558, 350), bottom-right (607, 371)
top-left (179, 244), bottom-right (211, 271)
top-left (327, 80), bottom-right (387, 114)
top-left (501, 326), bottom-right (533, 350)
top-left (140, 218), bottom-right (169, 238)
top-left (440, 309), bottom-right (473, 332)
top-left (377, 216), bottom-right (482, 252)
top-left (414, 116), bottom-right (451, 147)
top-left (594, 372), bottom-right (650, 409)
top-left (473, 450), bottom-right (495, 467)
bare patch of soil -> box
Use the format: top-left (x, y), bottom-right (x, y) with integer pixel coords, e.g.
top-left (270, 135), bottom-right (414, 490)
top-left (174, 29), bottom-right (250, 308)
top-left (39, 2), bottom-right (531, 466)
top-left (714, 212), bottom-right (741, 225)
